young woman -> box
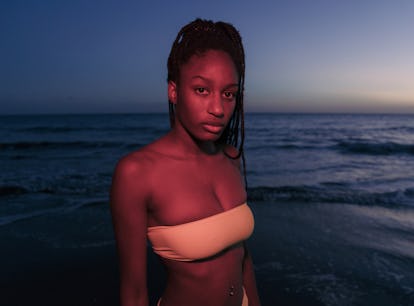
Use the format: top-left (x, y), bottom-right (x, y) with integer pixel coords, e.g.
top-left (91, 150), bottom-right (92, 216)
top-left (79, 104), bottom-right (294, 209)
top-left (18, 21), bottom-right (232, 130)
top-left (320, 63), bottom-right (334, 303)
top-left (111, 18), bottom-right (261, 306)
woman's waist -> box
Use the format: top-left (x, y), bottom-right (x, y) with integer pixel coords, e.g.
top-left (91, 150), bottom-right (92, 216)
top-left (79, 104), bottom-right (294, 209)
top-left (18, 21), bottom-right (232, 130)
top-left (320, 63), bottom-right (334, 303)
top-left (161, 243), bottom-right (244, 280)
top-left (161, 274), bottom-right (245, 306)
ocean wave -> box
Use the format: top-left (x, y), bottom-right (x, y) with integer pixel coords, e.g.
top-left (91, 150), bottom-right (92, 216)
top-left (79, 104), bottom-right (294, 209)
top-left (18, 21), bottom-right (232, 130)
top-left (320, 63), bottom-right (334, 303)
top-left (373, 125), bottom-right (414, 133)
top-left (125, 143), bottom-right (146, 150)
top-left (0, 184), bottom-right (62, 197)
top-left (0, 174), bottom-right (111, 197)
top-left (79, 200), bottom-right (108, 208)
top-left (16, 126), bottom-right (83, 133)
top-left (246, 143), bottom-right (320, 151)
top-left (0, 198), bottom-right (108, 226)
top-left (246, 140), bottom-right (414, 155)
top-left (0, 207), bottom-right (63, 226)
top-left (9, 154), bottom-right (35, 160)
top-left (0, 141), bottom-right (125, 150)
top-left (334, 141), bottom-right (414, 155)
top-left (14, 125), bottom-right (168, 134)
top-left (247, 185), bottom-right (414, 207)
top-left (0, 185), bottom-right (28, 196)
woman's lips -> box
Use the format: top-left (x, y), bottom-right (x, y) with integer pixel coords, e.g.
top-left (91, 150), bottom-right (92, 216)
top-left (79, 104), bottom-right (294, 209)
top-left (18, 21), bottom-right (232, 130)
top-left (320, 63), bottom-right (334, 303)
top-left (202, 123), bottom-right (224, 134)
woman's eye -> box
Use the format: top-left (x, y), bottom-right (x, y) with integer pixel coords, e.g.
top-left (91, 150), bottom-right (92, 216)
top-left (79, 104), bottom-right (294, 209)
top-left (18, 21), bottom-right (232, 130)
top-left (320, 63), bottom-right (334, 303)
top-left (224, 91), bottom-right (236, 99)
top-left (195, 87), bottom-right (208, 94)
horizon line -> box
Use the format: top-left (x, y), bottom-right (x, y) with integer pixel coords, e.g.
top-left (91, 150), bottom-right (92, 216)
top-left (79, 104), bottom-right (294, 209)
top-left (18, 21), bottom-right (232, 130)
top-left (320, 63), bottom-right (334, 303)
top-left (1, 111), bottom-right (414, 117)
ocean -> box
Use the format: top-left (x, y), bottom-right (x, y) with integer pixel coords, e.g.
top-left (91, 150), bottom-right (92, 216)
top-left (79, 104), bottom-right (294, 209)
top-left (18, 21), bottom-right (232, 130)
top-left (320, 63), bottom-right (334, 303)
top-left (1, 113), bottom-right (414, 305)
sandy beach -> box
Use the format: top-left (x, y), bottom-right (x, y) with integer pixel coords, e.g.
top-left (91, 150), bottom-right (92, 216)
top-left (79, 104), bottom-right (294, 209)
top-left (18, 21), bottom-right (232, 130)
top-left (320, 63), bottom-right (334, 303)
top-left (3, 199), bottom-right (414, 305)
top-left (2, 201), bottom-right (324, 306)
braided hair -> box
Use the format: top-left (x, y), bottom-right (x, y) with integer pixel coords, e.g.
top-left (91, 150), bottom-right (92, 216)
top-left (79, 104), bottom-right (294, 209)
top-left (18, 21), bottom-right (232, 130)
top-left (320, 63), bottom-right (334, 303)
top-left (167, 18), bottom-right (247, 181)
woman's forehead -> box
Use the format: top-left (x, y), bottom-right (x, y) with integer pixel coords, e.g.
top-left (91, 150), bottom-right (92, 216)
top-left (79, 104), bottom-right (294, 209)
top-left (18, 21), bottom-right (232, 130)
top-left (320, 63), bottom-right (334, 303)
top-left (180, 50), bottom-right (238, 80)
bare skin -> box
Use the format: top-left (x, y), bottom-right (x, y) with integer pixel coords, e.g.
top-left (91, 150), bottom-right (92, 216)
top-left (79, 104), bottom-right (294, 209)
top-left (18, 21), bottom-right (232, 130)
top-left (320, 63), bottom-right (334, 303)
top-left (111, 50), bottom-right (261, 306)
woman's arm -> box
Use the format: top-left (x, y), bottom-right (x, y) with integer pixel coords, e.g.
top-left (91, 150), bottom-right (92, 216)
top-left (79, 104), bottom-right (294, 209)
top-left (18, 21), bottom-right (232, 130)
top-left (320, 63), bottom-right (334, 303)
top-left (243, 244), bottom-right (261, 306)
top-left (111, 156), bottom-right (149, 306)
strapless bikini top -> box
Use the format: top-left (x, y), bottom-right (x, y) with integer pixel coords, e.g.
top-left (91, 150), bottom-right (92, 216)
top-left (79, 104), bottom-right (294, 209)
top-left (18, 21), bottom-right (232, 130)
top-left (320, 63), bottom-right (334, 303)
top-left (147, 203), bottom-right (254, 261)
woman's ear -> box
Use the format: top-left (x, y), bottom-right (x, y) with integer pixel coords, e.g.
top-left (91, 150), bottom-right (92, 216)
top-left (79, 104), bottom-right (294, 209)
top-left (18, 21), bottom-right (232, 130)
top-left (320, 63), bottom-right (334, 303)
top-left (168, 81), bottom-right (177, 104)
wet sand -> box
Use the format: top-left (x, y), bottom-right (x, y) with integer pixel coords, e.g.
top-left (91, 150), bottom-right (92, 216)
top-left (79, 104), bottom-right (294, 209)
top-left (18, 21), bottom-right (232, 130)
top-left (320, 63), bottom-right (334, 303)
top-left (4, 200), bottom-right (411, 305)
top-left (1, 201), bottom-right (324, 306)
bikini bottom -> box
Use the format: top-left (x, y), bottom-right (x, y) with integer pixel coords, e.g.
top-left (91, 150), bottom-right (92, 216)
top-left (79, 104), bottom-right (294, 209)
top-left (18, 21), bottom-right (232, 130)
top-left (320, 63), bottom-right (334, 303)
top-left (157, 287), bottom-right (248, 306)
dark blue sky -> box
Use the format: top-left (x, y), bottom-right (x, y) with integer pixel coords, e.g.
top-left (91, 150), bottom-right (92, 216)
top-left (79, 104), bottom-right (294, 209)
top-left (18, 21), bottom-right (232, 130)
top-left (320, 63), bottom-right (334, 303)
top-left (1, 0), bottom-right (413, 114)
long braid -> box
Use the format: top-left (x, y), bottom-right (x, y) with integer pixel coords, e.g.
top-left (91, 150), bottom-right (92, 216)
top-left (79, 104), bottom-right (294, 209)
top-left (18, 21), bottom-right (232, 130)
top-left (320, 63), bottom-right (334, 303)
top-left (217, 21), bottom-right (247, 186)
top-left (167, 19), bottom-right (248, 186)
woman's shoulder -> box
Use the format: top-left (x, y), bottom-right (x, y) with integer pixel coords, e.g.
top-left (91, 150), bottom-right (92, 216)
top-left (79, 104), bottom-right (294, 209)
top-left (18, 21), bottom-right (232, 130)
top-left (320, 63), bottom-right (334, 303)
top-left (114, 141), bottom-right (162, 176)
top-left (113, 135), bottom-right (175, 178)
top-left (112, 151), bottom-right (148, 182)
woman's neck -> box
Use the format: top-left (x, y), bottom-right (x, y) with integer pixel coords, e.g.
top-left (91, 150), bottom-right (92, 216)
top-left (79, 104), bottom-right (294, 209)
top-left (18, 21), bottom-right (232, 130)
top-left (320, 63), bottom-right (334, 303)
top-left (168, 126), bottom-right (220, 157)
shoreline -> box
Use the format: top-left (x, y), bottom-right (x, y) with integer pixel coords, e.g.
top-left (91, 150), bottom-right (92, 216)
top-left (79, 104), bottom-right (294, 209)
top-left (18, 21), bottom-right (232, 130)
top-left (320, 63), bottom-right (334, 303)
top-left (1, 205), bottom-right (320, 306)
top-left (3, 200), bottom-right (414, 305)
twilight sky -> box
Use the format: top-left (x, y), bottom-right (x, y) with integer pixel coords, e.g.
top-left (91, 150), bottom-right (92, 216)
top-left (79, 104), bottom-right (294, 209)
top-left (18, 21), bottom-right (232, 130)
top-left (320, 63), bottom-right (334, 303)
top-left (1, 0), bottom-right (413, 114)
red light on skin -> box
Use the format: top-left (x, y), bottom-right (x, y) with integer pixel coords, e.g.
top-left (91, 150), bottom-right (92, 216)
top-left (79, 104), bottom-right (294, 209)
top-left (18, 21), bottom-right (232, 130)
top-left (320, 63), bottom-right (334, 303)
top-left (202, 123), bottom-right (224, 134)
top-left (168, 50), bottom-right (239, 143)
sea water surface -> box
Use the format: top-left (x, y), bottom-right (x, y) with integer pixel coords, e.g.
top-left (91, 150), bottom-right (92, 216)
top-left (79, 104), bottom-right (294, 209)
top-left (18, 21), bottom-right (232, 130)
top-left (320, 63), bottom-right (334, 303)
top-left (1, 113), bottom-right (414, 305)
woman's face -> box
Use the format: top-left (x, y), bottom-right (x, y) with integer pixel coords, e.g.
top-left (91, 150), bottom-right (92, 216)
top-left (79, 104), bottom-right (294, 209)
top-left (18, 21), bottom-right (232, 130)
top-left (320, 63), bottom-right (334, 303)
top-left (169, 49), bottom-right (239, 143)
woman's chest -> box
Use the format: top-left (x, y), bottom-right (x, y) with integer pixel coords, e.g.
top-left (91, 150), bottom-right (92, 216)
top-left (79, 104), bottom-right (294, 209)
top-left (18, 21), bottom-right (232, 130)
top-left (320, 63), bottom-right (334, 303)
top-left (148, 157), bottom-right (246, 226)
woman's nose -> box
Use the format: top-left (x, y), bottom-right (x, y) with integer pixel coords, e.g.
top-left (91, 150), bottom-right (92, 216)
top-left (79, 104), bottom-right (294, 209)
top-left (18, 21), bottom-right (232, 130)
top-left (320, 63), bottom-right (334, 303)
top-left (207, 93), bottom-right (224, 117)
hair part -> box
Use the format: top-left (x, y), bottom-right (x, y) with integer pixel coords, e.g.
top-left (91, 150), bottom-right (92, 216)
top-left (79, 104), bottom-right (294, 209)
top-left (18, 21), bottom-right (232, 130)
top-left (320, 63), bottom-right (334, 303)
top-left (167, 18), bottom-right (247, 185)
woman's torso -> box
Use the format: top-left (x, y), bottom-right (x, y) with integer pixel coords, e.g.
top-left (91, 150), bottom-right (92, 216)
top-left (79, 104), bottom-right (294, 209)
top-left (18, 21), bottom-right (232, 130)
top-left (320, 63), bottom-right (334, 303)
top-left (139, 138), bottom-right (248, 305)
